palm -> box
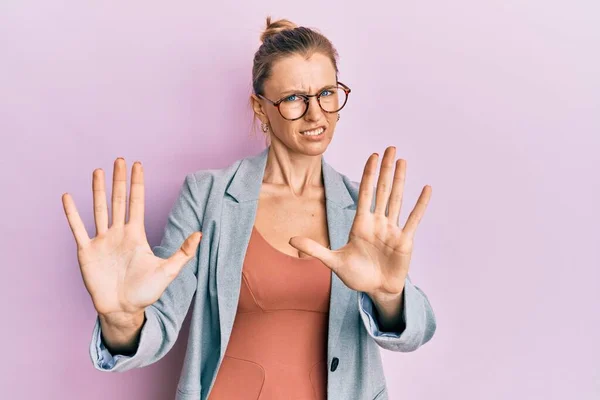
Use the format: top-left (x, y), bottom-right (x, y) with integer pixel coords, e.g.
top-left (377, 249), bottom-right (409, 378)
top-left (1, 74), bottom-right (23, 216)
top-left (334, 212), bottom-right (414, 295)
top-left (77, 229), bottom-right (164, 316)
top-left (290, 146), bottom-right (431, 297)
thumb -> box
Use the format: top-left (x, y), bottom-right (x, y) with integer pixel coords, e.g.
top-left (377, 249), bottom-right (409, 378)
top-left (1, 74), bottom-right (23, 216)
top-left (289, 236), bottom-right (338, 271)
top-left (162, 232), bottom-right (202, 278)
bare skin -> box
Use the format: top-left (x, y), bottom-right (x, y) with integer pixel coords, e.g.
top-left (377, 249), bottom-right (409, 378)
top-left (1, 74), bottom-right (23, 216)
top-left (251, 53), bottom-right (336, 259)
top-left (254, 182), bottom-right (329, 259)
top-left (61, 160), bottom-right (201, 355)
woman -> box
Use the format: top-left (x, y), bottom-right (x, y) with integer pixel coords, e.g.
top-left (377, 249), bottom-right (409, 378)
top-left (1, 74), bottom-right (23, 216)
top-left (62, 17), bottom-right (436, 400)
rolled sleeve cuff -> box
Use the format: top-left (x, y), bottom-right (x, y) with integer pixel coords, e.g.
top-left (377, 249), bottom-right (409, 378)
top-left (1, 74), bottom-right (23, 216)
top-left (90, 316), bottom-right (133, 371)
top-left (358, 276), bottom-right (436, 352)
top-left (359, 291), bottom-right (404, 338)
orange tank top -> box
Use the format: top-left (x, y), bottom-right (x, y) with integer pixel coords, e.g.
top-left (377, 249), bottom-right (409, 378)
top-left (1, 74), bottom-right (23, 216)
top-left (208, 225), bottom-right (332, 400)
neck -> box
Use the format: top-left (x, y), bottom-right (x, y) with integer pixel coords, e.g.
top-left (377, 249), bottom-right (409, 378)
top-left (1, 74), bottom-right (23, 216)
top-left (263, 142), bottom-right (324, 197)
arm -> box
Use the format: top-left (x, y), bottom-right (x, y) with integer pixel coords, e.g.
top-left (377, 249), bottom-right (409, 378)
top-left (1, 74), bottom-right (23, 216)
top-left (98, 311), bottom-right (146, 356)
top-left (358, 275), bottom-right (436, 352)
top-left (90, 173), bottom-right (206, 371)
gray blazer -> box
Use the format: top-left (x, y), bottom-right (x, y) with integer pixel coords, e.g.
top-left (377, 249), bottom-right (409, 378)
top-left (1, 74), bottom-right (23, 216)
top-left (89, 146), bottom-right (436, 400)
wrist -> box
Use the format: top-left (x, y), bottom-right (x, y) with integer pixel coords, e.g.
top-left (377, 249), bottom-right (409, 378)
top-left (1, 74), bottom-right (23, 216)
top-left (99, 309), bottom-right (145, 330)
top-left (367, 289), bottom-right (403, 305)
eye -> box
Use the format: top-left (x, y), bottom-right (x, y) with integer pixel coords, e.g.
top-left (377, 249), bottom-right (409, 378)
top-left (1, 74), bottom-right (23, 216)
top-left (283, 94), bottom-right (299, 102)
top-left (320, 89), bottom-right (333, 97)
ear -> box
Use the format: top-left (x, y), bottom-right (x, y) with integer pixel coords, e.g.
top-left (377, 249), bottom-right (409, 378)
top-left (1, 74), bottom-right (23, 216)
top-left (250, 94), bottom-right (268, 123)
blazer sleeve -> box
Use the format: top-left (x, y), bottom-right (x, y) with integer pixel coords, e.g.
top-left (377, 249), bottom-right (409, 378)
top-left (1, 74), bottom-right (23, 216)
top-left (89, 173), bottom-right (207, 372)
top-left (358, 274), bottom-right (436, 352)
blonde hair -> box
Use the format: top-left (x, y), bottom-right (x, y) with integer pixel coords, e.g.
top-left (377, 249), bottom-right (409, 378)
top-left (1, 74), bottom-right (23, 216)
top-left (260, 17), bottom-right (298, 43)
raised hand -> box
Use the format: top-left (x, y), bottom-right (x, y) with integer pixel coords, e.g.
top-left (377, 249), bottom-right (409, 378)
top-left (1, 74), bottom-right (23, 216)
top-left (289, 146), bottom-right (432, 299)
top-left (62, 158), bottom-right (202, 320)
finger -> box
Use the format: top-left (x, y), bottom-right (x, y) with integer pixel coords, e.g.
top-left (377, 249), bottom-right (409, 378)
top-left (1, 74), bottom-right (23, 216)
top-left (62, 193), bottom-right (91, 249)
top-left (289, 236), bottom-right (339, 271)
top-left (128, 161), bottom-right (145, 226)
top-left (111, 158), bottom-right (127, 227)
top-left (387, 158), bottom-right (406, 225)
top-left (403, 185), bottom-right (432, 238)
top-left (374, 146), bottom-right (396, 216)
top-left (161, 232), bottom-right (202, 279)
top-left (92, 169), bottom-right (109, 236)
top-left (356, 153), bottom-right (379, 216)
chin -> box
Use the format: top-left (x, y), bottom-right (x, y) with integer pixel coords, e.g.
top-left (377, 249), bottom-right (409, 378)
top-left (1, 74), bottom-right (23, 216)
top-left (300, 147), bottom-right (327, 157)
top-left (298, 136), bottom-right (332, 155)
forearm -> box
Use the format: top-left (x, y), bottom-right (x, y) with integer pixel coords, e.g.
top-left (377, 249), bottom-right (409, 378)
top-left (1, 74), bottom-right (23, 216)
top-left (367, 290), bottom-right (405, 333)
top-left (98, 311), bottom-right (146, 356)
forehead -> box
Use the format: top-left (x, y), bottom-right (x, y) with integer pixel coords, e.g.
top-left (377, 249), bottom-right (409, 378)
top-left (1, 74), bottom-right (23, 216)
top-left (264, 53), bottom-right (337, 96)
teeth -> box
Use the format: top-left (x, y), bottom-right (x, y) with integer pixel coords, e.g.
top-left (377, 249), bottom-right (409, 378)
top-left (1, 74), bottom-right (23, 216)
top-left (301, 127), bottom-right (324, 136)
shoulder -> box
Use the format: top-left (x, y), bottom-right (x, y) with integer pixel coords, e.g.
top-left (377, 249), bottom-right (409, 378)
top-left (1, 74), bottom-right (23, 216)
top-left (184, 159), bottom-right (243, 192)
top-left (179, 149), bottom-right (259, 200)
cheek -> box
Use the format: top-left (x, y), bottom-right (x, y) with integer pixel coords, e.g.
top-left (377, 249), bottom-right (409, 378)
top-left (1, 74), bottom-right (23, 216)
top-left (280, 120), bottom-right (302, 135)
top-left (265, 111), bottom-right (287, 133)
top-left (327, 116), bottom-right (337, 132)
top-left (270, 119), bottom-right (297, 138)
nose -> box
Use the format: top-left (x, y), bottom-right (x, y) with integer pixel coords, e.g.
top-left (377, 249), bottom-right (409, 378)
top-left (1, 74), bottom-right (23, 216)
top-left (304, 96), bottom-right (324, 122)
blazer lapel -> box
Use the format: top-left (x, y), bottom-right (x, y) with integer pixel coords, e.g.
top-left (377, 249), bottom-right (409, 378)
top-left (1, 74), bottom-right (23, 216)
top-left (216, 147), bottom-right (269, 356)
top-left (321, 161), bottom-right (357, 357)
top-left (216, 146), bottom-right (357, 357)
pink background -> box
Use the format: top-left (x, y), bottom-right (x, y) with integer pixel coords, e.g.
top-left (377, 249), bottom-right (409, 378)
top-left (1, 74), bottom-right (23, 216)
top-left (2, 1), bottom-right (599, 399)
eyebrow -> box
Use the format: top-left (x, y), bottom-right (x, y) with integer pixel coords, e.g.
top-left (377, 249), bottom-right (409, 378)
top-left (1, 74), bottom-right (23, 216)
top-left (278, 84), bottom-right (337, 98)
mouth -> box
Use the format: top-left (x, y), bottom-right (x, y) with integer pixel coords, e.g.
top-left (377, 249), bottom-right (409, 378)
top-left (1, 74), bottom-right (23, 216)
top-left (300, 126), bottom-right (326, 136)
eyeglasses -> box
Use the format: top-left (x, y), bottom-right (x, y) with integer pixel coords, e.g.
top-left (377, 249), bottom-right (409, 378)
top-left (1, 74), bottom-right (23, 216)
top-left (257, 81), bottom-right (351, 121)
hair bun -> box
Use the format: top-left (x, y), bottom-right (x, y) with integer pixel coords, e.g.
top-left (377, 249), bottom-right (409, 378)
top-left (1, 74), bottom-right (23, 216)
top-left (260, 16), bottom-right (298, 43)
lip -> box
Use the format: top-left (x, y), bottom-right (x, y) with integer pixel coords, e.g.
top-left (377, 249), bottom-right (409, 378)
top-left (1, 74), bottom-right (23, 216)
top-left (299, 126), bottom-right (327, 141)
top-left (300, 125), bottom-right (327, 134)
